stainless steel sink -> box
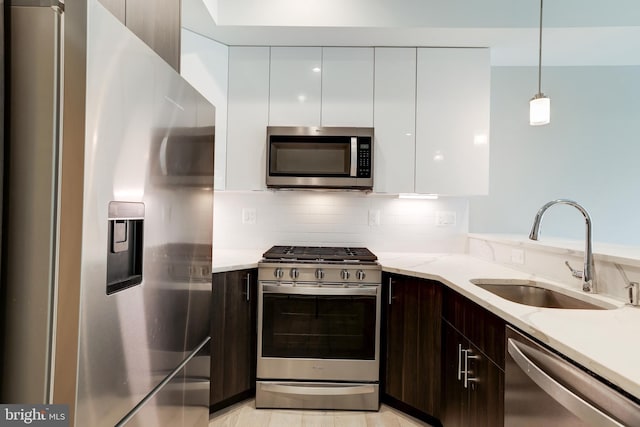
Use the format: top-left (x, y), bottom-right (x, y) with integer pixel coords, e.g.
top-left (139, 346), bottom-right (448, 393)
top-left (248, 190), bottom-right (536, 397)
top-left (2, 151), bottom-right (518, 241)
top-left (470, 279), bottom-right (611, 310)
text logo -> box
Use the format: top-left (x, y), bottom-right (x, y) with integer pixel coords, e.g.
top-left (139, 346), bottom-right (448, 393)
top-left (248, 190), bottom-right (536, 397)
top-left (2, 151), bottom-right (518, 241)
top-left (0, 405), bottom-right (68, 427)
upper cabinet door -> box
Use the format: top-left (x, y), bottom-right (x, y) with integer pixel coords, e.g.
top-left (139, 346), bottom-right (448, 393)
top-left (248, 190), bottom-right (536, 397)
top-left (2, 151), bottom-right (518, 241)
top-left (321, 47), bottom-right (374, 127)
top-left (269, 47), bottom-right (322, 127)
top-left (415, 48), bottom-right (490, 196)
top-left (373, 48), bottom-right (417, 193)
top-left (227, 47), bottom-right (270, 191)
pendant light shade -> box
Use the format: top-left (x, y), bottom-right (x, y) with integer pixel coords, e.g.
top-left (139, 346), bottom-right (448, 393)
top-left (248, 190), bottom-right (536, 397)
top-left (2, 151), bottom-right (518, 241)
top-left (530, 0), bottom-right (550, 126)
top-left (530, 94), bottom-right (550, 125)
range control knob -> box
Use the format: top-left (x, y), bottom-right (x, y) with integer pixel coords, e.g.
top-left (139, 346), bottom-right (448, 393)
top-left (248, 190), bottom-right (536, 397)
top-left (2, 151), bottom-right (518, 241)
top-left (315, 269), bottom-right (325, 280)
top-left (274, 268), bottom-right (284, 279)
top-left (356, 270), bottom-right (366, 281)
top-left (341, 270), bottom-right (351, 280)
top-left (290, 268), bottom-right (300, 280)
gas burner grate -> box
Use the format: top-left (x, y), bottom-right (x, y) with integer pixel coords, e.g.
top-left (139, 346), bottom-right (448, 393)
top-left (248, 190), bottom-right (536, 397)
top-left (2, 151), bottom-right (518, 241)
top-left (263, 245), bottom-right (377, 262)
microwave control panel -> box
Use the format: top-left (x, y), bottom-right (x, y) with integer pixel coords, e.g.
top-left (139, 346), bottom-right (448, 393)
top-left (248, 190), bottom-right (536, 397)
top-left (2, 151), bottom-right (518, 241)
top-left (357, 138), bottom-right (372, 178)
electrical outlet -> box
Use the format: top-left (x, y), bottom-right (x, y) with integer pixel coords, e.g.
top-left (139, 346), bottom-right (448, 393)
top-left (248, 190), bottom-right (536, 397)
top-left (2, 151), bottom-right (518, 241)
top-left (242, 208), bottom-right (256, 225)
top-left (511, 249), bottom-right (525, 265)
top-left (368, 210), bottom-right (380, 226)
top-left (436, 211), bottom-right (456, 226)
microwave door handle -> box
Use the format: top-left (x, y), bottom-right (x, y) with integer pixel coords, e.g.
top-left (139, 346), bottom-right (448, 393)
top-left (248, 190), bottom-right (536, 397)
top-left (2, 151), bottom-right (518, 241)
top-left (159, 136), bottom-right (169, 175)
top-left (350, 137), bottom-right (357, 177)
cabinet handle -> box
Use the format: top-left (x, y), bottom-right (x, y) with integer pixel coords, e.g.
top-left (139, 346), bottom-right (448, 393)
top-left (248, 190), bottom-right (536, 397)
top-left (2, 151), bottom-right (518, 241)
top-left (463, 349), bottom-right (470, 388)
top-left (464, 349), bottom-right (479, 389)
top-left (457, 344), bottom-right (463, 381)
top-left (388, 277), bottom-right (393, 305)
top-left (246, 273), bottom-right (251, 302)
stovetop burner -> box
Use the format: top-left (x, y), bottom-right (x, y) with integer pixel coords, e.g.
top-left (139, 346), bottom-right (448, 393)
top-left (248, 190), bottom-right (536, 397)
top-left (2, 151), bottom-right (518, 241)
top-left (262, 245), bottom-right (377, 262)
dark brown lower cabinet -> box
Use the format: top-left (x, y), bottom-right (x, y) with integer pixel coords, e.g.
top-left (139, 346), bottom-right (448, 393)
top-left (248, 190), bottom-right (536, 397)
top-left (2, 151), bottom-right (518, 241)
top-left (441, 323), bottom-right (467, 427)
top-left (441, 288), bottom-right (505, 427)
top-left (210, 268), bottom-right (257, 412)
top-left (382, 273), bottom-right (442, 423)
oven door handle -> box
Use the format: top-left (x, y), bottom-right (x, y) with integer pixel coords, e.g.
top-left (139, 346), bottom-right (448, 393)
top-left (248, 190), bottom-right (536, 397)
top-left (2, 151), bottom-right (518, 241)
top-left (260, 383), bottom-right (376, 396)
top-left (262, 284), bottom-right (377, 296)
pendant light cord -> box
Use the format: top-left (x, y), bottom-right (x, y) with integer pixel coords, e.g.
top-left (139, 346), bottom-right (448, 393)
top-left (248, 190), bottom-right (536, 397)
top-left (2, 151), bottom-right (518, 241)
top-left (537, 0), bottom-right (544, 95)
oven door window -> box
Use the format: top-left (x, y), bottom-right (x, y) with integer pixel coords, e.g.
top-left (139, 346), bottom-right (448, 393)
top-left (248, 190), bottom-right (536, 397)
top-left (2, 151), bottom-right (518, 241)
top-left (262, 294), bottom-right (376, 360)
top-left (269, 136), bottom-right (351, 176)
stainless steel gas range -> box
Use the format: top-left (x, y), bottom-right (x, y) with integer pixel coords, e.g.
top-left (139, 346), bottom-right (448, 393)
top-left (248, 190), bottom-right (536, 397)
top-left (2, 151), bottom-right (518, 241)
top-left (256, 246), bottom-right (382, 410)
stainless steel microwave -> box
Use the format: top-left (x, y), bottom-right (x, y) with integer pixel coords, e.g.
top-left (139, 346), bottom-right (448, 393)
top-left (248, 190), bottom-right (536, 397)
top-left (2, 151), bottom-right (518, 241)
top-left (150, 126), bottom-right (215, 187)
top-left (266, 126), bottom-right (374, 190)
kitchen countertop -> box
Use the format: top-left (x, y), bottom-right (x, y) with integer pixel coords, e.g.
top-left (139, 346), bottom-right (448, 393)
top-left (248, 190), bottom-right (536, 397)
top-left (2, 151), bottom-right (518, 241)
top-left (212, 248), bottom-right (264, 273)
top-left (212, 249), bottom-right (640, 399)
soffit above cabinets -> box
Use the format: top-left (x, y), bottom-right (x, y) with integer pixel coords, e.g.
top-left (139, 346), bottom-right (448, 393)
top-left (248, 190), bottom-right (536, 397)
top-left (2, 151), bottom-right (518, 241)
top-left (182, 0), bottom-right (640, 66)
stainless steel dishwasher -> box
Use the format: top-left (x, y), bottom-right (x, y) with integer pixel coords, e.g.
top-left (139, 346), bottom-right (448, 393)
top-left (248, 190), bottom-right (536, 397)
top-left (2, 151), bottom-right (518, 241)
top-left (505, 326), bottom-right (640, 426)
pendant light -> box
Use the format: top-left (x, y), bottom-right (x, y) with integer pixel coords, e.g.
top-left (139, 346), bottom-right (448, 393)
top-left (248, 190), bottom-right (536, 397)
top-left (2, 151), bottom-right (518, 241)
top-left (530, 0), bottom-right (550, 126)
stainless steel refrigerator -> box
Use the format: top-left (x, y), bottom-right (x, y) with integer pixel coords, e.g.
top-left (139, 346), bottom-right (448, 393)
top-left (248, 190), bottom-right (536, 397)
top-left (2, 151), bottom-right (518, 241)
top-left (2, 1), bottom-right (214, 426)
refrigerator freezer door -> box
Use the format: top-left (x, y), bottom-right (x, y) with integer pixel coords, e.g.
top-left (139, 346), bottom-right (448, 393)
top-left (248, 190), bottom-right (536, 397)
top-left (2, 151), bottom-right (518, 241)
top-left (118, 339), bottom-right (211, 427)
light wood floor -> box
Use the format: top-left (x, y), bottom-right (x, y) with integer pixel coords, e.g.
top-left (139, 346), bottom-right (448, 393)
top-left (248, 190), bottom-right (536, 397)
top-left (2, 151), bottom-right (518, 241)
top-left (209, 399), bottom-right (434, 427)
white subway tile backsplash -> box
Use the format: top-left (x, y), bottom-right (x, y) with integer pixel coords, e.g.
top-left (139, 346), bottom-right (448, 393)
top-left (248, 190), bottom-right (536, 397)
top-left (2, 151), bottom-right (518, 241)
top-left (213, 191), bottom-right (469, 252)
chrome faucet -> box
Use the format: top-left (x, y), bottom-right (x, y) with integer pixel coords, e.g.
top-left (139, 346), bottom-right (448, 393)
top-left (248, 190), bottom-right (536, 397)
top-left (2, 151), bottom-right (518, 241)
top-left (529, 199), bottom-right (596, 293)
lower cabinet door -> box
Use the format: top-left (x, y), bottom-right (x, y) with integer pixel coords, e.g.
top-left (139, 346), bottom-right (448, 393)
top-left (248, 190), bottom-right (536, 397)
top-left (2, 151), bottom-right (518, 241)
top-left (441, 322), bottom-right (468, 427)
top-left (467, 341), bottom-right (504, 427)
top-left (441, 321), bottom-right (505, 427)
top-left (384, 274), bottom-right (442, 417)
top-left (210, 269), bottom-right (257, 408)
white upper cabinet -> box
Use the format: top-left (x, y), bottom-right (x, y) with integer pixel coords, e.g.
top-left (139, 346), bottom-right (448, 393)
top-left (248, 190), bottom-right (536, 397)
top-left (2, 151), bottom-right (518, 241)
top-left (203, 45), bottom-right (489, 193)
top-left (321, 47), bottom-right (374, 127)
top-left (269, 47), bottom-right (322, 127)
top-left (373, 48), bottom-right (417, 193)
top-left (226, 47), bottom-right (270, 190)
top-left (415, 48), bottom-right (490, 196)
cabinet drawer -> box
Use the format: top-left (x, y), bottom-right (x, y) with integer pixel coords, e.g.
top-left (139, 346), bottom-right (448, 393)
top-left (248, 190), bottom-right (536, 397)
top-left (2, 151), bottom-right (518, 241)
top-left (443, 288), bottom-right (505, 368)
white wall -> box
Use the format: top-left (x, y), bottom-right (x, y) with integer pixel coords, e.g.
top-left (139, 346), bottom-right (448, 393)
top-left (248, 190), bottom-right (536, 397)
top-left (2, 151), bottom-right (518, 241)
top-left (213, 191), bottom-right (469, 253)
top-left (469, 66), bottom-right (640, 245)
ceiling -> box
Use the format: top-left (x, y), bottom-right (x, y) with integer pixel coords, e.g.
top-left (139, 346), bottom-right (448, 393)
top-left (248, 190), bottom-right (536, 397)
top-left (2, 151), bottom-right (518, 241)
top-left (182, 0), bottom-right (640, 66)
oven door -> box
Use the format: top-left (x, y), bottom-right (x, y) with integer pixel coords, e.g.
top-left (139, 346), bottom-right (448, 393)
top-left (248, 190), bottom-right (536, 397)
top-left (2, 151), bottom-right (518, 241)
top-left (257, 283), bottom-right (380, 382)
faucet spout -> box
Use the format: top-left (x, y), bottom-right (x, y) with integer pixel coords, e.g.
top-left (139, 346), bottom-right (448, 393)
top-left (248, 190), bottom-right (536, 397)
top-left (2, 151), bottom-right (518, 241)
top-left (529, 199), bottom-right (595, 293)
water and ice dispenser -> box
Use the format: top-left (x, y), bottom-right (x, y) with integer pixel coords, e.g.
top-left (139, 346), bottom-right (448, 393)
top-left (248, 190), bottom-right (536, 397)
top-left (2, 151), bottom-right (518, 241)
top-left (106, 201), bottom-right (144, 295)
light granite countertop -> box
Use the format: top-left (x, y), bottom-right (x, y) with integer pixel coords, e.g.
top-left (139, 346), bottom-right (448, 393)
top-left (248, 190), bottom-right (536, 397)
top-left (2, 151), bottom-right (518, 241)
top-left (212, 249), bottom-right (640, 399)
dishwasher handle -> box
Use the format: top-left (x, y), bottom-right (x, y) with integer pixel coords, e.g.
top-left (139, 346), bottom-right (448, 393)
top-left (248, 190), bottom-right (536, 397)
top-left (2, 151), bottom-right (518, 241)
top-left (507, 338), bottom-right (624, 427)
